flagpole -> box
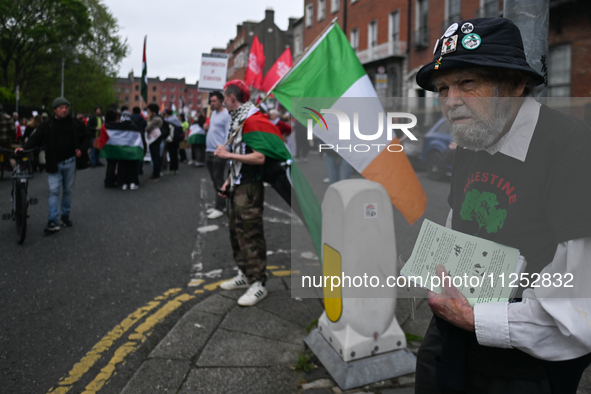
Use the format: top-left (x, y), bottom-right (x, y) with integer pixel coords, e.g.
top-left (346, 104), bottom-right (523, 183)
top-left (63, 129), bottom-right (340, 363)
top-left (224, 17), bottom-right (339, 145)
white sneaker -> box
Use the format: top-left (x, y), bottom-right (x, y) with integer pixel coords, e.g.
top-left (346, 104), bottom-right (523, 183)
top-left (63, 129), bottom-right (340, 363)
top-left (220, 271), bottom-right (250, 290)
top-left (207, 209), bottom-right (224, 219)
top-left (121, 184), bottom-right (128, 190)
top-left (237, 281), bottom-right (268, 306)
top-left (187, 160), bottom-right (193, 165)
top-left (206, 208), bottom-right (215, 214)
top-left (130, 183), bottom-right (139, 190)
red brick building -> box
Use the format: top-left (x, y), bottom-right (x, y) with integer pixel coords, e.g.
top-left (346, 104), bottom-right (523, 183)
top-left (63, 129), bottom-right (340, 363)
top-left (302, 0), bottom-right (590, 98)
top-left (113, 72), bottom-right (208, 115)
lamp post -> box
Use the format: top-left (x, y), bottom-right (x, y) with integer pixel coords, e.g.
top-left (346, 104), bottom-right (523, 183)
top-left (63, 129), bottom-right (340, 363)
top-left (61, 47), bottom-right (79, 97)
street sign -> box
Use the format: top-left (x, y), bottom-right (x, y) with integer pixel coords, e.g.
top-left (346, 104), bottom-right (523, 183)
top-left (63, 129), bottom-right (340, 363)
top-left (198, 53), bottom-right (229, 92)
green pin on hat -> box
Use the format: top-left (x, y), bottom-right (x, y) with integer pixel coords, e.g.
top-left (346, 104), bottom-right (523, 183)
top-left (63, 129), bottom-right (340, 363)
top-left (462, 33), bottom-right (481, 50)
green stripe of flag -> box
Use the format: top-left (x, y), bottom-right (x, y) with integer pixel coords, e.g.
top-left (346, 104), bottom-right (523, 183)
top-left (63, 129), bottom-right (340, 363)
top-left (272, 23), bottom-right (366, 123)
top-left (242, 131), bottom-right (291, 162)
top-left (100, 145), bottom-right (144, 161)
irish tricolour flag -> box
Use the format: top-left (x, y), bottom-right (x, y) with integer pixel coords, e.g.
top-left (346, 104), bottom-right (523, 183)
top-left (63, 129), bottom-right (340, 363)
top-left (99, 122), bottom-right (144, 161)
top-left (272, 23), bottom-right (426, 224)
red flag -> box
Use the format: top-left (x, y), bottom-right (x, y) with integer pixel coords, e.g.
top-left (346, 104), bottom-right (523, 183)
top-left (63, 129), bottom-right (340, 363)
top-left (261, 47), bottom-right (293, 94)
top-left (244, 36), bottom-right (265, 90)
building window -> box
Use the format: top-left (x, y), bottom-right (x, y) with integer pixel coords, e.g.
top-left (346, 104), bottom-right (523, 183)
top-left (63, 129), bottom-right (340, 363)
top-left (415, 0), bottom-right (429, 48)
top-left (125, 96), bottom-right (129, 103)
top-left (152, 96), bottom-right (157, 102)
top-left (171, 95), bottom-right (175, 101)
top-left (189, 92), bottom-right (193, 98)
top-left (171, 86), bottom-right (176, 92)
top-left (152, 86), bottom-right (156, 92)
top-left (368, 21), bottom-right (378, 48)
top-left (162, 95), bottom-right (167, 101)
top-left (350, 28), bottom-right (359, 52)
top-left (331, 0), bottom-right (339, 13)
top-left (306, 3), bottom-right (313, 27)
top-left (318, 0), bottom-right (326, 21)
top-left (135, 85), bottom-right (139, 91)
top-left (189, 101), bottom-right (193, 106)
top-left (135, 95), bottom-right (139, 101)
top-left (390, 10), bottom-right (400, 42)
top-left (295, 35), bottom-right (303, 57)
top-left (179, 87), bottom-right (183, 92)
top-left (548, 44), bottom-right (571, 97)
top-left (162, 86), bottom-right (166, 92)
top-left (443, 0), bottom-right (461, 34)
top-left (480, 0), bottom-right (499, 17)
top-left (124, 88), bottom-right (130, 93)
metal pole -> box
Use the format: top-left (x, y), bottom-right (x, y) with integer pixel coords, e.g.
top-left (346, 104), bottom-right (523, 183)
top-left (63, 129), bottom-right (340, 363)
top-left (61, 57), bottom-right (65, 97)
top-left (504, 0), bottom-right (549, 97)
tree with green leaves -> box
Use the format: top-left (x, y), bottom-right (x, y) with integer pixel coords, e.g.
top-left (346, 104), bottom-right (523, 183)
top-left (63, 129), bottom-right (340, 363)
top-left (460, 189), bottom-right (507, 236)
top-left (0, 0), bottom-right (128, 113)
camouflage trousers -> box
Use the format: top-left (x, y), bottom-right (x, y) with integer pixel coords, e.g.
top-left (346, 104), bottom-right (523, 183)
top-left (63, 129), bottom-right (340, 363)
top-left (229, 181), bottom-right (267, 284)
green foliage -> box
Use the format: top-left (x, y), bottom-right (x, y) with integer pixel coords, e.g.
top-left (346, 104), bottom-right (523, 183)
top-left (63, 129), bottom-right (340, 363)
top-left (294, 353), bottom-right (315, 373)
top-left (0, 0), bottom-right (128, 113)
top-left (405, 332), bottom-right (424, 342)
top-left (305, 318), bottom-right (319, 333)
top-left (460, 189), bottom-right (507, 235)
top-left (0, 86), bottom-right (15, 102)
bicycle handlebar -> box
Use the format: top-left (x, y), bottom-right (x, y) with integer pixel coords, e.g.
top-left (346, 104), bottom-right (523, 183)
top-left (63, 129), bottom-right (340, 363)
top-left (0, 146), bottom-right (43, 155)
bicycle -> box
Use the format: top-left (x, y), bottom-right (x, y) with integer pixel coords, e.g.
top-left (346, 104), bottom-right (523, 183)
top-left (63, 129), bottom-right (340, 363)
top-left (0, 147), bottom-right (39, 244)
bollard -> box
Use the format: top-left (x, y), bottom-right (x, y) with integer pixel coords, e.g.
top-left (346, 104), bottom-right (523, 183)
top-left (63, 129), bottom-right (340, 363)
top-left (305, 179), bottom-right (416, 390)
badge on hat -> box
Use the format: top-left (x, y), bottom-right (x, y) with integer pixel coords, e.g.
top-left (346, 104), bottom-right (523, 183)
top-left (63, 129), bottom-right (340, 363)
top-left (434, 56), bottom-right (443, 70)
top-left (444, 23), bottom-right (458, 38)
top-left (433, 38), bottom-right (440, 55)
top-left (441, 35), bottom-right (458, 55)
top-left (461, 22), bottom-right (474, 34)
top-left (462, 33), bottom-right (481, 50)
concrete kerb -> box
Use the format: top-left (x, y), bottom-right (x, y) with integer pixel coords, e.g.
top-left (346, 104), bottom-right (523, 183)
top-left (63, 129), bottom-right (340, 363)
top-left (120, 276), bottom-right (429, 394)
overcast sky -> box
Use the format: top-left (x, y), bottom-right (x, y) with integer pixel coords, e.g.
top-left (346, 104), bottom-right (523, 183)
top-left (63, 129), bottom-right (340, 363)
top-left (101, 0), bottom-right (303, 84)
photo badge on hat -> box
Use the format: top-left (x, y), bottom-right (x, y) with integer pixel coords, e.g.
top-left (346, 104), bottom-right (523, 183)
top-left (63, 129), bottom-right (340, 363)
top-left (441, 35), bottom-right (458, 55)
top-left (462, 33), bottom-right (481, 50)
top-left (461, 22), bottom-right (474, 34)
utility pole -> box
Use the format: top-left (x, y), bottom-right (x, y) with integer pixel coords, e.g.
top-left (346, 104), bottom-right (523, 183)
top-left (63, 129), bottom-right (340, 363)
top-left (504, 0), bottom-right (549, 97)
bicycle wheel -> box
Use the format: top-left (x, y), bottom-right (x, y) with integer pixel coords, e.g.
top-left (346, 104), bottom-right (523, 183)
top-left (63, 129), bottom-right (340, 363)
top-left (15, 184), bottom-right (27, 244)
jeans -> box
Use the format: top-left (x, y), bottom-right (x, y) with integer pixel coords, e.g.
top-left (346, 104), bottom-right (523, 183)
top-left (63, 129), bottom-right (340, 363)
top-left (324, 153), bottom-right (352, 184)
top-left (90, 138), bottom-right (101, 165)
top-left (47, 156), bottom-right (76, 223)
top-left (149, 138), bottom-right (163, 178)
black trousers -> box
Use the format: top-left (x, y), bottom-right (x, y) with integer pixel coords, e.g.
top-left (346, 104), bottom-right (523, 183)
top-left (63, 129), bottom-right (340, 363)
top-left (206, 152), bottom-right (227, 211)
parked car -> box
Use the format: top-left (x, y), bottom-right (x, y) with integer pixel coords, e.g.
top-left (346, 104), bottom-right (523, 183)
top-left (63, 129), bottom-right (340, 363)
top-left (420, 117), bottom-right (454, 180)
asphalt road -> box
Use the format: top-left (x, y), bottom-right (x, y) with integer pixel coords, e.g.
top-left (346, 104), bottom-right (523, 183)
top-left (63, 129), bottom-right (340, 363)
top-left (0, 151), bottom-right (450, 394)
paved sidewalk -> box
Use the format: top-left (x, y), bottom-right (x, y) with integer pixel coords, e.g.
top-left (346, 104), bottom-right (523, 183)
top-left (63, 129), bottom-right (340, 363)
top-left (119, 276), bottom-right (433, 394)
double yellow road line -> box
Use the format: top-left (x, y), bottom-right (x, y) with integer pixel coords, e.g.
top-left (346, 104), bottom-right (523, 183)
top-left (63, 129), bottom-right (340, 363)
top-left (47, 289), bottom-right (194, 394)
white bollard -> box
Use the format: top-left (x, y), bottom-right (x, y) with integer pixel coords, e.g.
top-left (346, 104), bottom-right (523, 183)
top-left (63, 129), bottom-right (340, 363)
top-left (317, 179), bottom-right (406, 362)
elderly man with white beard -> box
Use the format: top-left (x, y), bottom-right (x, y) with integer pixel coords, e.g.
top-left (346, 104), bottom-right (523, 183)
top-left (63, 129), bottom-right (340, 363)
top-left (414, 18), bottom-right (591, 394)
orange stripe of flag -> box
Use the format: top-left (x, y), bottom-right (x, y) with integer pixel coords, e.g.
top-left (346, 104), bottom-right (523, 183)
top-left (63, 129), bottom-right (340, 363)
top-left (361, 139), bottom-right (427, 225)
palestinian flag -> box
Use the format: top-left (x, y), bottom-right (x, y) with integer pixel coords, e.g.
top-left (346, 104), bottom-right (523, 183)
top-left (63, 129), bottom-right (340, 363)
top-left (272, 23), bottom-right (426, 225)
top-left (99, 122), bottom-right (144, 161)
top-left (141, 36), bottom-right (148, 103)
top-left (187, 124), bottom-right (205, 145)
top-left (243, 110), bottom-right (322, 258)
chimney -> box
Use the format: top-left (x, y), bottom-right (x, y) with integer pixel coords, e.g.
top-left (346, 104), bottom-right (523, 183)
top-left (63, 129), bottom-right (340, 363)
top-left (265, 7), bottom-right (274, 22)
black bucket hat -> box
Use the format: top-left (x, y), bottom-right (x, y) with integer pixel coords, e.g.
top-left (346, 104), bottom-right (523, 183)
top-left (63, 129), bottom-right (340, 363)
top-left (416, 17), bottom-right (545, 91)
